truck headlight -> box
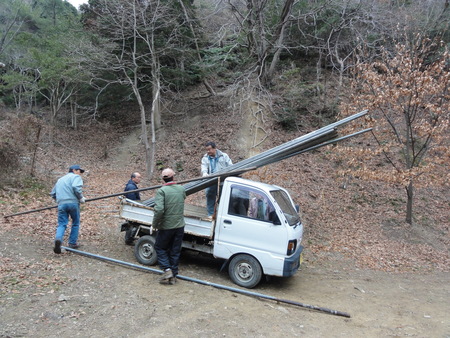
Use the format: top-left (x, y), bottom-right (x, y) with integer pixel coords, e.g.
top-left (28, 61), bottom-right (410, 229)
top-left (287, 240), bottom-right (297, 255)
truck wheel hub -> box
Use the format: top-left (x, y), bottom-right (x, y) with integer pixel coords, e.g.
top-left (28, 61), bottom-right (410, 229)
top-left (237, 263), bottom-right (253, 279)
top-left (141, 244), bottom-right (153, 258)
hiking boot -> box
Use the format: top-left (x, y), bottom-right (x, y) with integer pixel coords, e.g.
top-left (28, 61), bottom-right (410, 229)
top-left (68, 243), bottom-right (81, 249)
top-left (53, 240), bottom-right (61, 254)
top-left (169, 276), bottom-right (177, 285)
top-left (159, 269), bottom-right (173, 283)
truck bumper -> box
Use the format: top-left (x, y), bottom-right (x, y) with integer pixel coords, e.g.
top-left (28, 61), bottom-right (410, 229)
top-left (282, 245), bottom-right (303, 277)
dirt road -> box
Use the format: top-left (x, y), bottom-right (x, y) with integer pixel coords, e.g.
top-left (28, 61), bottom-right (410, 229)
top-left (1, 220), bottom-right (449, 338)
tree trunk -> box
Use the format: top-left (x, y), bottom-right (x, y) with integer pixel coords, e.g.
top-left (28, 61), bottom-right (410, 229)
top-left (152, 72), bottom-right (161, 131)
top-left (136, 91), bottom-right (152, 178)
top-left (71, 96), bottom-right (77, 130)
top-left (178, 0), bottom-right (216, 96)
top-left (150, 84), bottom-right (158, 178)
top-left (148, 64), bottom-right (161, 179)
top-left (50, 93), bottom-right (57, 126)
top-left (265, 0), bottom-right (294, 84)
top-left (30, 124), bottom-right (41, 177)
top-left (405, 180), bottom-right (413, 224)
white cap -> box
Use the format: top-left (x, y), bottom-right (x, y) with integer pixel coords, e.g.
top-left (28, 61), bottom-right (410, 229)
top-left (161, 168), bottom-right (175, 178)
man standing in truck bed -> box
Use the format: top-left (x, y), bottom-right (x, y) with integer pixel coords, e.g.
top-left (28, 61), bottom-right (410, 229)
top-left (201, 141), bottom-right (232, 217)
top-left (153, 168), bottom-right (186, 284)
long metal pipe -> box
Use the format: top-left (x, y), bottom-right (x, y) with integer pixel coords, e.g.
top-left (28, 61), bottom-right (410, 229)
top-left (63, 246), bottom-right (351, 318)
top-left (208, 109), bottom-right (367, 175)
top-left (219, 109), bottom-right (366, 174)
top-left (270, 128), bottom-right (373, 165)
top-left (3, 167), bottom-right (255, 218)
top-left (215, 109), bottom-right (368, 173)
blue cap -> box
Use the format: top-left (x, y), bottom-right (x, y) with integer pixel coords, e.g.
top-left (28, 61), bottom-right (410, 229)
top-left (69, 164), bottom-right (85, 173)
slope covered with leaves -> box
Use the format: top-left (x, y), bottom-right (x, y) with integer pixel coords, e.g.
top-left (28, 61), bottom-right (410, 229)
top-left (1, 89), bottom-right (448, 276)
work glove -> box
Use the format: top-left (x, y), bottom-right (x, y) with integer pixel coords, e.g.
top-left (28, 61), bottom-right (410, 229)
top-left (80, 197), bottom-right (86, 204)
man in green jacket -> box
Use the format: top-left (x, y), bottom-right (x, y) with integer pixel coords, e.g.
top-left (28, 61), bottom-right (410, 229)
top-left (153, 168), bottom-right (186, 284)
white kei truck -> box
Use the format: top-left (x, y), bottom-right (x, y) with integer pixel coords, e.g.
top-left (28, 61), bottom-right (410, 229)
top-left (119, 176), bottom-right (304, 288)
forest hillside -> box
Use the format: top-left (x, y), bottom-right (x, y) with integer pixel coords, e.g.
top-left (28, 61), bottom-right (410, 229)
top-left (0, 1), bottom-right (449, 335)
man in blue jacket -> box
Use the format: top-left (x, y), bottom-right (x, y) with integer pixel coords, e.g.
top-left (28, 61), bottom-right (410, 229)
top-left (123, 172), bottom-right (142, 245)
top-left (50, 164), bottom-right (86, 254)
top-left (124, 172), bottom-right (142, 201)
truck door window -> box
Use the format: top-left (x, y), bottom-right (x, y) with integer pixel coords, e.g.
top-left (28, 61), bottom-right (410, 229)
top-left (228, 187), bottom-right (273, 222)
top-left (270, 190), bottom-right (301, 226)
top-left (228, 187), bottom-right (249, 216)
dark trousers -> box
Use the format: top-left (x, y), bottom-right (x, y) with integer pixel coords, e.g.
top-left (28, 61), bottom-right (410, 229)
top-left (155, 227), bottom-right (184, 276)
top-left (206, 183), bottom-right (224, 216)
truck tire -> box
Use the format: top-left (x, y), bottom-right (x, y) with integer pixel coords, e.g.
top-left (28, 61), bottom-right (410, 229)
top-left (228, 254), bottom-right (262, 288)
top-left (134, 235), bottom-right (158, 266)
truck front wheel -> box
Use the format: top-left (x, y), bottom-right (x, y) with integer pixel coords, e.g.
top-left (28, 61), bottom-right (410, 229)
top-left (134, 235), bottom-right (158, 266)
top-left (228, 254), bottom-right (262, 288)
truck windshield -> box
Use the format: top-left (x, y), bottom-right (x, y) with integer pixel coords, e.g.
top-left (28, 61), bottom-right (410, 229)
top-left (270, 190), bottom-right (301, 226)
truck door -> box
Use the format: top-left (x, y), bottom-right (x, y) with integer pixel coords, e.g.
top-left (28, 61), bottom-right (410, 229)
top-left (214, 185), bottom-right (287, 259)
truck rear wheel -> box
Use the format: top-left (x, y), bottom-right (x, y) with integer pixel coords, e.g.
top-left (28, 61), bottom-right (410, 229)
top-left (228, 254), bottom-right (262, 288)
top-left (134, 235), bottom-right (158, 266)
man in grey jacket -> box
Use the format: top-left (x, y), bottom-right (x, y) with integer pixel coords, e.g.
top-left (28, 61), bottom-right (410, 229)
top-left (50, 164), bottom-right (86, 254)
top-left (201, 141), bottom-right (232, 217)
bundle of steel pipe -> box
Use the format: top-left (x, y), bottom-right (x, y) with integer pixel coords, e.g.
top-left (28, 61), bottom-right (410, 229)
top-left (143, 109), bottom-right (368, 206)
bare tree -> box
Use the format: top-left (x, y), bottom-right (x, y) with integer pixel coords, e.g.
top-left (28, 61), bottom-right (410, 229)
top-left (88, 0), bottom-right (189, 177)
top-left (177, 0), bottom-right (216, 96)
top-left (0, 2), bottom-right (25, 57)
top-left (339, 36), bottom-right (449, 224)
top-left (225, 0), bottom-right (298, 86)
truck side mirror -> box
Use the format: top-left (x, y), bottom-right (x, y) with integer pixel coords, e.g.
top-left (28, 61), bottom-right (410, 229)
top-left (269, 211), bottom-right (281, 225)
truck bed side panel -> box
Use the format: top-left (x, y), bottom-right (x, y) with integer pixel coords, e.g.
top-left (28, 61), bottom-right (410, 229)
top-left (120, 201), bottom-right (214, 239)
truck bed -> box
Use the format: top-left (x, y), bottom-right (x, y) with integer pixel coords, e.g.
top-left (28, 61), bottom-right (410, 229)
top-left (119, 199), bottom-right (214, 239)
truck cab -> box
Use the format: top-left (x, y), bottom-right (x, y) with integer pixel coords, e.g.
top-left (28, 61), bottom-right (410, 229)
top-left (213, 177), bottom-right (303, 287)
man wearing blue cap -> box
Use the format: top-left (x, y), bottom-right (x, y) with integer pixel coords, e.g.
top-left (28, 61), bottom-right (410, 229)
top-left (50, 164), bottom-right (86, 254)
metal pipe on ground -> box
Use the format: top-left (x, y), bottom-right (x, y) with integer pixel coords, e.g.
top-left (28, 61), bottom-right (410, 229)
top-left (63, 246), bottom-right (351, 318)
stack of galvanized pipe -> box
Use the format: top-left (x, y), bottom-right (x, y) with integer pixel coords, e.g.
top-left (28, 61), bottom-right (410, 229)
top-left (143, 109), bottom-right (369, 206)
